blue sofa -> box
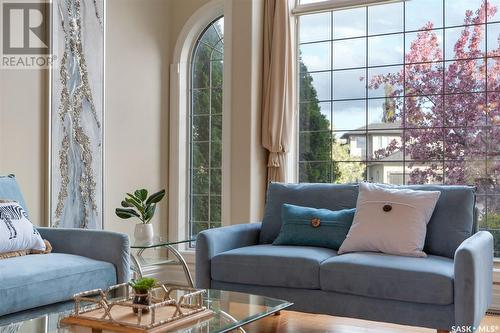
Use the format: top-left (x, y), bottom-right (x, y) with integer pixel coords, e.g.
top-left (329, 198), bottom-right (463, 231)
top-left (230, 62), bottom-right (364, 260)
top-left (196, 182), bottom-right (493, 332)
top-left (0, 175), bottom-right (130, 316)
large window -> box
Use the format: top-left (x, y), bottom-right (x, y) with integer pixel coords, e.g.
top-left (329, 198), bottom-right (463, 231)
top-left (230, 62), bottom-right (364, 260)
top-left (297, 1), bottom-right (499, 254)
top-left (189, 17), bottom-right (224, 239)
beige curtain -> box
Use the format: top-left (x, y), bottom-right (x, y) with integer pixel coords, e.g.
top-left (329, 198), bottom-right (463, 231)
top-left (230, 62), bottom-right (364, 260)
top-left (261, 0), bottom-right (294, 183)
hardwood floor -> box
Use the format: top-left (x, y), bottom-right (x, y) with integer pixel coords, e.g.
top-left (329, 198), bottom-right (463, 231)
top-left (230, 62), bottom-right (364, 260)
top-left (242, 311), bottom-right (500, 333)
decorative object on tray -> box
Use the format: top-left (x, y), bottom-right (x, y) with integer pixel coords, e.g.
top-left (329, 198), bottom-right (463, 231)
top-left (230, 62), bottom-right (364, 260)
top-left (129, 277), bottom-right (157, 314)
top-left (115, 189), bottom-right (166, 244)
top-left (61, 281), bottom-right (213, 333)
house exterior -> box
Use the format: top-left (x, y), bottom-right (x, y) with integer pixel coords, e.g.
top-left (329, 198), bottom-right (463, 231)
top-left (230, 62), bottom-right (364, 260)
top-left (340, 122), bottom-right (439, 185)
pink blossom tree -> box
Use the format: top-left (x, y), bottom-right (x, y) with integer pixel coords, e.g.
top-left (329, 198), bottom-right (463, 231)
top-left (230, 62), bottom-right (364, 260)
top-left (367, 1), bottom-right (499, 195)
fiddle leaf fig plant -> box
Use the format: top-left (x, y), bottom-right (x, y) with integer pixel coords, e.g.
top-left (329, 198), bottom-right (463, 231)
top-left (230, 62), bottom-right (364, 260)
top-left (115, 189), bottom-right (165, 224)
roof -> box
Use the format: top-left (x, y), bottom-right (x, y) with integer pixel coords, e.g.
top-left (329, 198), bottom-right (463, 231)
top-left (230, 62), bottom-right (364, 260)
top-left (340, 121), bottom-right (402, 138)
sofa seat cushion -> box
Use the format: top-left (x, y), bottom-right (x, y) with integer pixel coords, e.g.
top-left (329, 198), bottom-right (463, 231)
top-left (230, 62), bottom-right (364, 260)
top-left (212, 245), bottom-right (337, 289)
top-left (0, 253), bottom-right (116, 316)
top-left (320, 252), bottom-right (454, 305)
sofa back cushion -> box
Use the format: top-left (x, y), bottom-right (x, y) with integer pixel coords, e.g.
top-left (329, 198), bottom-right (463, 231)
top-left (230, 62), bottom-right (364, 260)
top-left (0, 175), bottom-right (28, 214)
top-left (260, 183), bottom-right (359, 244)
top-left (261, 182), bottom-right (475, 258)
top-left (391, 184), bottom-right (475, 258)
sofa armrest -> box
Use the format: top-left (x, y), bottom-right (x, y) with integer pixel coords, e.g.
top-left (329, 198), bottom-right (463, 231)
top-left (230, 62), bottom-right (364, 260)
top-left (38, 228), bottom-right (130, 284)
top-left (195, 223), bottom-right (261, 289)
top-left (454, 231), bottom-right (493, 329)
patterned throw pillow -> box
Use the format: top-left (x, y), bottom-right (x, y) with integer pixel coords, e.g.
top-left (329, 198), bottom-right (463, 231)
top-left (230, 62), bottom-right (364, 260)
top-left (0, 201), bottom-right (46, 255)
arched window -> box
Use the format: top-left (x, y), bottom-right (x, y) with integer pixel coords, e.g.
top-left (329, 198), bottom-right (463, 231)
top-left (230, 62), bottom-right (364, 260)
top-left (189, 17), bottom-right (224, 239)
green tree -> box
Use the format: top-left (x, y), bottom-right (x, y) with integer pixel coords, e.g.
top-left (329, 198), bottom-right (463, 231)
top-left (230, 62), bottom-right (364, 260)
top-left (299, 61), bottom-right (342, 182)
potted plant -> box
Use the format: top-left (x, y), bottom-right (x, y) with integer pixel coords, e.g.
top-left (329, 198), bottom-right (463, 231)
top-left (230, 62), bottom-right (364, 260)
top-left (129, 277), bottom-right (157, 314)
top-left (115, 188), bottom-right (165, 243)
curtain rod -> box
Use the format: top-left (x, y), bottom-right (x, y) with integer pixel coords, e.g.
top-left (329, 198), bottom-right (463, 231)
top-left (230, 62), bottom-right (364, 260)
top-left (292, 0), bottom-right (400, 16)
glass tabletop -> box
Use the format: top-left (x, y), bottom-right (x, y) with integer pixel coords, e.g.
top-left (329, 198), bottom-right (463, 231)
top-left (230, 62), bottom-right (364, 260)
top-left (0, 290), bottom-right (292, 333)
top-left (131, 237), bottom-right (194, 249)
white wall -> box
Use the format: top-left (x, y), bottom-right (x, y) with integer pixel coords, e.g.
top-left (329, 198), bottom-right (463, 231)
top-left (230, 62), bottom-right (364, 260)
top-left (105, 0), bottom-right (171, 237)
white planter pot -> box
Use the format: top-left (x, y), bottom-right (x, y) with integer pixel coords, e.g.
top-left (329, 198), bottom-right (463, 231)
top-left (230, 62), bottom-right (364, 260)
top-left (134, 224), bottom-right (154, 244)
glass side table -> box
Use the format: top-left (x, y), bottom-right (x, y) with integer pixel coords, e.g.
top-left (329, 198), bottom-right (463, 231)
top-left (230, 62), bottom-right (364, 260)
top-left (130, 237), bottom-right (195, 287)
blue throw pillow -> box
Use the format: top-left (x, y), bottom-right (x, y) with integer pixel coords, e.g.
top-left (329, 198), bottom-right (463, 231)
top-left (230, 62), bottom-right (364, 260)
top-left (273, 204), bottom-right (356, 250)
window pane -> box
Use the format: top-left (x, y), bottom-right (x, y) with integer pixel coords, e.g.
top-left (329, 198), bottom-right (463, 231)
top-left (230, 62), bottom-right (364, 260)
top-left (300, 71), bottom-right (331, 101)
top-left (211, 142), bottom-right (222, 168)
top-left (210, 196), bottom-right (221, 223)
top-left (336, 133), bottom-right (367, 160)
top-left (192, 168), bottom-right (209, 195)
top-left (369, 129), bottom-right (403, 161)
top-left (487, 23), bottom-right (500, 53)
top-left (405, 30), bottom-right (443, 63)
top-left (489, 0), bottom-right (500, 22)
top-left (445, 0), bottom-right (486, 27)
top-left (405, 0), bottom-right (443, 31)
top-left (211, 88), bottom-right (223, 114)
top-left (300, 42), bottom-right (331, 72)
top-left (445, 59), bottom-right (486, 93)
top-left (368, 98), bottom-right (403, 125)
top-left (192, 115), bottom-right (209, 141)
top-left (192, 89), bottom-right (209, 114)
top-left (406, 161), bottom-right (444, 184)
top-left (190, 17), bottom-right (224, 239)
top-left (367, 65), bottom-right (404, 98)
top-left (405, 128), bottom-right (445, 161)
top-left (333, 162), bottom-right (366, 183)
top-left (333, 7), bottom-right (366, 39)
top-left (444, 160), bottom-right (487, 185)
top-left (367, 161), bottom-right (405, 184)
top-left (299, 131), bottom-right (332, 161)
top-left (332, 100), bottom-right (366, 131)
top-left (444, 93), bottom-right (486, 127)
top-left (368, 2), bottom-right (403, 35)
top-left (334, 68), bottom-right (365, 99)
top-left (445, 26), bottom-right (485, 61)
top-left (299, 162), bottom-right (332, 183)
top-left (405, 95), bottom-right (443, 128)
top-left (300, 101), bottom-right (331, 131)
top-left (482, 195), bottom-right (500, 257)
top-left (444, 127), bottom-right (488, 160)
top-left (211, 114), bottom-right (222, 142)
top-left (211, 60), bottom-right (223, 87)
top-left (192, 142), bottom-right (209, 168)
top-left (333, 38), bottom-right (366, 69)
top-left (405, 62), bottom-right (444, 96)
top-left (368, 34), bottom-right (404, 66)
top-left (192, 196), bottom-right (209, 222)
top-left (210, 169), bottom-right (222, 195)
top-left (487, 60), bottom-right (500, 92)
top-left (488, 92), bottom-right (500, 125)
top-left (300, 12), bottom-right (331, 43)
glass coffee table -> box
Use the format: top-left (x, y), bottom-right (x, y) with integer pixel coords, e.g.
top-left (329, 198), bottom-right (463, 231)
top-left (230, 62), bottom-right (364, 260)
top-left (0, 290), bottom-right (293, 333)
top-left (130, 238), bottom-right (195, 287)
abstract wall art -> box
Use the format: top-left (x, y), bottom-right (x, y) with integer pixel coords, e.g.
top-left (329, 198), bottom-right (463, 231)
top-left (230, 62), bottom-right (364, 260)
top-left (50, 0), bottom-right (104, 229)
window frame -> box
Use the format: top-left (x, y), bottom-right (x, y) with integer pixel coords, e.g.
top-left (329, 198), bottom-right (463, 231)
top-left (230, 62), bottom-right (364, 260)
top-left (188, 16), bottom-right (225, 245)
top-left (169, 0), bottom-right (229, 258)
top-left (291, 0), bottom-right (500, 257)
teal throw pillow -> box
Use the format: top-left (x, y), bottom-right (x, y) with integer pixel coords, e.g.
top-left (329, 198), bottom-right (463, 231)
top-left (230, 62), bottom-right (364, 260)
top-left (273, 204), bottom-right (356, 250)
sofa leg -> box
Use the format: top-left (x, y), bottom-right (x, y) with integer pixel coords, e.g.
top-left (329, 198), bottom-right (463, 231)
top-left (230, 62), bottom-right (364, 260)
top-left (437, 330), bottom-right (449, 333)
top-left (274, 311), bottom-right (281, 316)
